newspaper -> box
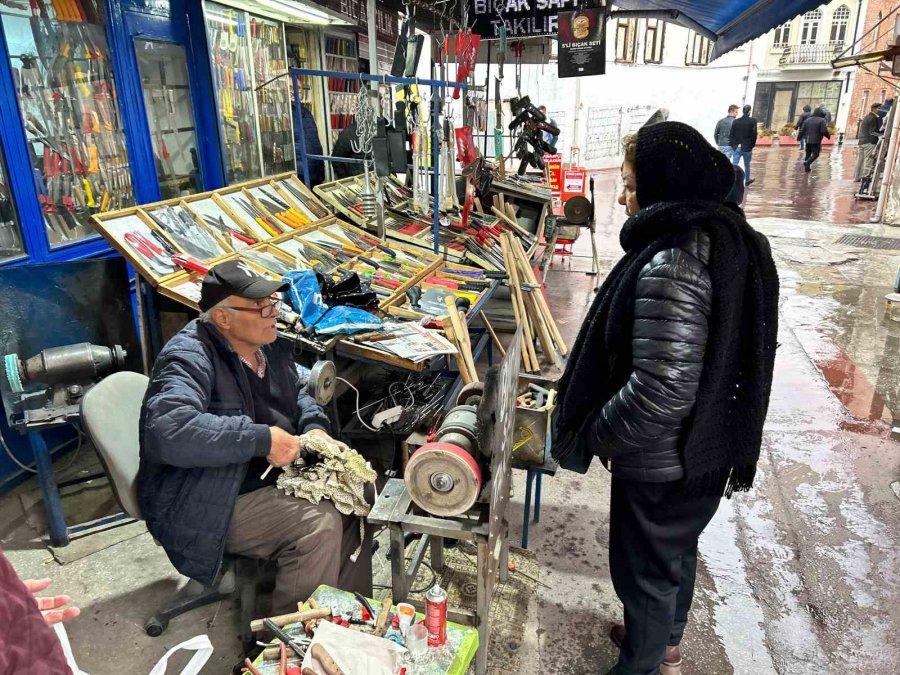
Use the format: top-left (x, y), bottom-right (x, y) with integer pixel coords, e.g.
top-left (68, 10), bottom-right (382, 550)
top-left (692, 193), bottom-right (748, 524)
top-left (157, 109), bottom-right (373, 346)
top-left (360, 322), bottom-right (457, 363)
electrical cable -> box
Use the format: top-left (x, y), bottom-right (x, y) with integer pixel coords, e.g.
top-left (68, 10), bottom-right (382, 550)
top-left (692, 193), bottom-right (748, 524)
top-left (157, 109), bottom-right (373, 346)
top-left (336, 376), bottom-right (380, 431)
top-left (1, 425), bottom-right (85, 475)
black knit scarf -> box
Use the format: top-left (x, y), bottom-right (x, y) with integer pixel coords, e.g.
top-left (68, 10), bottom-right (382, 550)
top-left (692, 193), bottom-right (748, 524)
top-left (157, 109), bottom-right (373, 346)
top-left (554, 200), bottom-right (779, 497)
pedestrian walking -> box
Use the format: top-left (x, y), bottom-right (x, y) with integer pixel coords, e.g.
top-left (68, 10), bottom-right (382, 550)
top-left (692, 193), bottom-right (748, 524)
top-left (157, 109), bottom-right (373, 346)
top-left (729, 104), bottom-right (757, 186)
top-left (854, 103), bottom-right (882, 182)
top-left (552, 121), bottom-right (779, 675)
top-left (798, 109), bottom-right (831, 173)
top-left (714, 104), bottom-right (739, 155)
top-left (796, 104), bottom-right (812, 151)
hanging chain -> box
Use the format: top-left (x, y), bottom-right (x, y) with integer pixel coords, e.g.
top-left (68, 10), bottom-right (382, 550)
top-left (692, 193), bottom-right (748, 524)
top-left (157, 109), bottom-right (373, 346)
top-left (350, 84), bottom-right (376, 157)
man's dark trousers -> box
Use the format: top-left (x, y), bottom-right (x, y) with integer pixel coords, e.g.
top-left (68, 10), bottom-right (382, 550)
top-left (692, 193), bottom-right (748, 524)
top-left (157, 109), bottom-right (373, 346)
top-left (609, 477), bottom-right (721, 675)
top-left (804, 143), bottom-right (822, 169)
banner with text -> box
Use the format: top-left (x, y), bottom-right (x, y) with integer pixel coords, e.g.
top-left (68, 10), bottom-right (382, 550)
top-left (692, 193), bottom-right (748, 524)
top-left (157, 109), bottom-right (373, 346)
top-left (558, 6), bottom-right (606, 78)
top-left (470, 0), bottom-right (581, 39)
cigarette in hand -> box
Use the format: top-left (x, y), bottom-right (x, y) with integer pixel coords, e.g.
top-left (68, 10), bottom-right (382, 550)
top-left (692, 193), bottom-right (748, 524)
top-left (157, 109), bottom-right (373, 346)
top-left (260, 464), bottom-right (274, 480)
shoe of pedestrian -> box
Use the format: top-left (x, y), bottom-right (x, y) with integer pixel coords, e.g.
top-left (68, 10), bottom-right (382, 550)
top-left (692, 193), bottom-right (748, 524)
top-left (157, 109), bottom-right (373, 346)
top-left (609, 625), bottom-right (683, 669)
top-left (804, 164), bottom-right (811, 173)
top-left (745, 178), bottom-right (755, 186)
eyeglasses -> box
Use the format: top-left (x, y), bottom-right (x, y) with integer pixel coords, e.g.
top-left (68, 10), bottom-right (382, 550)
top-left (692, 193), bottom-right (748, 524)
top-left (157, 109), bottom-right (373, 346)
top-left (223, 299), bottom-right (279, 319)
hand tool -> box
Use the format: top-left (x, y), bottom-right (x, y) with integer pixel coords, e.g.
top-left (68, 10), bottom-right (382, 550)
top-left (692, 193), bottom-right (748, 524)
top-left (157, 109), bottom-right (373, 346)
top-left (262, 619), bottom-right (307, 659)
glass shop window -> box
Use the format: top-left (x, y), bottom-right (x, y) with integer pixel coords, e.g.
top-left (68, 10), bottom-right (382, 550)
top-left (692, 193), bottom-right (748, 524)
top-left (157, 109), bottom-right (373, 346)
top-left (0, 142), bottom-right (25, 262)
top-left (2, 0), bottom-right (135, 248)
top-left (135, 40), bottom-right (202, 200)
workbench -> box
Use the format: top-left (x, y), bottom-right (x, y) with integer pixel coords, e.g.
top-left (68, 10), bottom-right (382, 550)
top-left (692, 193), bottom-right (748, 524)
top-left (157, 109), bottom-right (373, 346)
top-left (251, 585), bottom-right (479, 674)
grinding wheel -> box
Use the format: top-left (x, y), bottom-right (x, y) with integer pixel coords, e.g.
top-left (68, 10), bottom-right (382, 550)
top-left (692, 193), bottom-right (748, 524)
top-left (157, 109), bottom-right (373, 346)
top-left (405, 442), bottom-right (482, 517)
top-left (308, 360), bottom-right (336, 406)
top-left (456, 382), bottom-right (484, 406)
top-left (563, 195), bottom-right (592, 225)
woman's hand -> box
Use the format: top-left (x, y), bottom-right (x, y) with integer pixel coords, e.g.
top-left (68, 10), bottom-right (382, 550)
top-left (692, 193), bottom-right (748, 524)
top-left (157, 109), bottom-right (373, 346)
top-left (23, 578), bottom-right (80, 625)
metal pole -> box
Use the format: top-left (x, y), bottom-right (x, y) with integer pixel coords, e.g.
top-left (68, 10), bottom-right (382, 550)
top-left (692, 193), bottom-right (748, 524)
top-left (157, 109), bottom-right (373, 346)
top-left (292, 72), bottom-right (311, 187)
top-left (432, 82), bottom-right (441, 254)
top-left (483, 42), bottom-right (491, 158)
top-left (873, 100), bottom-right (900, 223)
top-left (366, 0), bottom-right (378, 76)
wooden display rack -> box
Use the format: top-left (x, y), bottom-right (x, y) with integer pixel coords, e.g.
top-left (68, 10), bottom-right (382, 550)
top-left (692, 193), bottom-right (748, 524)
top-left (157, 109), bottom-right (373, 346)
top-left (91, 175), bottom-right (495, 370)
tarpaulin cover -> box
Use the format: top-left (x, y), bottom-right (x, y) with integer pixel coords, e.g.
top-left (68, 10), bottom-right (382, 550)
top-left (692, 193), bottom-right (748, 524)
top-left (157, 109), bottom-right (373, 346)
top-left (612, 1), bottom-right (829, 58)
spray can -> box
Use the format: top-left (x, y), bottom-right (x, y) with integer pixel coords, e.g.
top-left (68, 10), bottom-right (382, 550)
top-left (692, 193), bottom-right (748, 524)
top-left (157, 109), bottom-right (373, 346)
top-left (424, 584), bottom-right (448, 647)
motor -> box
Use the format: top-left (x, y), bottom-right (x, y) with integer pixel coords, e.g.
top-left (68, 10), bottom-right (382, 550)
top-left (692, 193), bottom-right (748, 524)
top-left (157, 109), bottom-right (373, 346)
top-left (4, 343), bottom-right (127, 430)
top-left (404, 383), bottom-right (487, 517)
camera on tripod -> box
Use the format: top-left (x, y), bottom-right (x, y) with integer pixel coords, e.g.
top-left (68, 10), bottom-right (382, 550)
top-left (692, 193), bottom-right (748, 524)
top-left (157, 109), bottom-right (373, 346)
top-left (508, 95), bottom-right (560, 175)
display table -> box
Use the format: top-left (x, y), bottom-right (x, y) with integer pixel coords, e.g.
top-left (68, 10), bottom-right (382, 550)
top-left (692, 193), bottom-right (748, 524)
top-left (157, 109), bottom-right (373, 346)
top-left (252, 585), bottom-right (478, 674)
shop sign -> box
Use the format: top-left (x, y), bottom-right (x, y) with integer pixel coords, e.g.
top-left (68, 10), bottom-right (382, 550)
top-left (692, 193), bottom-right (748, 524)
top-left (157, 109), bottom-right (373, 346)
top-left (558, 5), bottom-right (605, 78)
top-left (544, 153), bottom-right (563, 199)
top-left (561, 167), bottom-right (587, 202)
top-left (470, 0), bottom-right (581, 39)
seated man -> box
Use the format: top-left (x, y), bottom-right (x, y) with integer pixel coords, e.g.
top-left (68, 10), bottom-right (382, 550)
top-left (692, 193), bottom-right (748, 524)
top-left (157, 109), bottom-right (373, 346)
top-left (138, 260), bottom-right (372, 615)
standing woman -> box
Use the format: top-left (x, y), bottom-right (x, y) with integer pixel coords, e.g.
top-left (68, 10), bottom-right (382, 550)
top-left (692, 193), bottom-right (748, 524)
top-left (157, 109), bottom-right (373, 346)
top-left (552, 122), bottom-right (779, 675)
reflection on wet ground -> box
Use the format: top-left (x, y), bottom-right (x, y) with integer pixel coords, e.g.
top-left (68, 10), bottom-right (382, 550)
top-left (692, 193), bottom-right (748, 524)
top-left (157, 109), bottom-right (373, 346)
top-left (533, 149), bottom-right (900, 672)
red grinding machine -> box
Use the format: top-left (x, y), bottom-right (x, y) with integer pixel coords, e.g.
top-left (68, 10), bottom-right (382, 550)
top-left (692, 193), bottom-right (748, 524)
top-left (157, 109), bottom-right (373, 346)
top-left (404, 382), bottom-right (489, 517)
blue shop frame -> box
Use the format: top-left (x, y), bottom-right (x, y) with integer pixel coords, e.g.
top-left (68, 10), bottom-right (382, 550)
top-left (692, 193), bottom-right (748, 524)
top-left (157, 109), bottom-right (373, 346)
top-left (0, 0), bottom-right (225, 268)
top-left (0, 0), bottom-right (224, 488)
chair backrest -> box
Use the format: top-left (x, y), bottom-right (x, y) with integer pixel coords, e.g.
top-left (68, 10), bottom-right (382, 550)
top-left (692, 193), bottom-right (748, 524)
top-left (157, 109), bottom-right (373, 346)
top-left (80, 371), bottom-right (149, 520)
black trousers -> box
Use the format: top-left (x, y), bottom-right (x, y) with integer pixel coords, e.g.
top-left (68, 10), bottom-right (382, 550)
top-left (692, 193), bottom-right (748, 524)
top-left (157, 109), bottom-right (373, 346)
top-left (804, 143), bottom-right (822, 167)
top-left (609, 477), bottom-right (721, 675)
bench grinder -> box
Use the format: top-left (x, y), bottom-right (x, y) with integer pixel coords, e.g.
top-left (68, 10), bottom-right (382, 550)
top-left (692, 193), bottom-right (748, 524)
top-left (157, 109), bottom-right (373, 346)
top-left (4, 342), bottom-right (127, 431)
top-left (405, 382), bottom-right (488, 517)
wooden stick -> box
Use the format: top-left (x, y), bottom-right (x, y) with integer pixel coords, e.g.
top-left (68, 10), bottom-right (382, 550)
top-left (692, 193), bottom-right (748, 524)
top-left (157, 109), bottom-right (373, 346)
top-left (445, 296), bottom-right (478, 382)
top-left (501, 234), bottom-right (539, 372)
top-left (458, 310), bottom-right (479, 380)
top-left (250, 607), bottom-right (331, 633)
top-left (510, 243), bottom-right (558, 367)
top-left (505, 202), bottom-right (517, 225)
top-left (474, 197), bottom-right (484, 214)
top-left (374, 598), bottom-right (392, 637)
top-left (524, 287), bottom-right (562, 369)
top-left (479, 314), bottom-right (506, 357)
top-left (498, 240), bottom-right (527, 369)
top-left (442, 319), bottom-right (474, 384)
top-left (504, 237), bottom-right (538, 373)
top-left (491, 205), bottom-right (534, 240)
top-left (510, 235), bottom-right (568, 355)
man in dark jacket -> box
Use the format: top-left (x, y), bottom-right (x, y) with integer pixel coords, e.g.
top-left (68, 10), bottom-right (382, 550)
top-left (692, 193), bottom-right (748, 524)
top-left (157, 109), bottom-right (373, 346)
top-left (796, 104), bottom-right (812, 151)
top-left (798, 110), bottom-right (831, 173)
top-left (331, 121), bottom-right (365, 179)
top-left (855, 102), bottom-right (882, 181)
top-left (138, 261), bottom-right (372, 615)
top-left (728, 104), bottom-right (757, 186)
top-left (713, 104), bottom-right (738, 155)
top-left (292, 103), bottom-right (325, 187)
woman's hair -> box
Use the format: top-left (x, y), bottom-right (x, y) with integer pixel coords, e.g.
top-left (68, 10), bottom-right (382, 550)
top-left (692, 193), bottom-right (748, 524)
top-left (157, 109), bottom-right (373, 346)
top-left (622, 132), bottom-right (638, 165)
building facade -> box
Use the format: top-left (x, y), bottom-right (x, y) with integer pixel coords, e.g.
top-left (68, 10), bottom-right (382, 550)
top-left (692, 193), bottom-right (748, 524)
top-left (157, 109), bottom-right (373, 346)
top-left (845, 0), bottom-right (899, 139)
top-left (752, 1), bottom-right (862, 133)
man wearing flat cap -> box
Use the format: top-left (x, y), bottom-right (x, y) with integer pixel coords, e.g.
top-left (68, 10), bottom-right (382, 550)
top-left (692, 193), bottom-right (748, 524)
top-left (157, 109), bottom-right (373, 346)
top-left (138, 260), bottom-right (371, 615)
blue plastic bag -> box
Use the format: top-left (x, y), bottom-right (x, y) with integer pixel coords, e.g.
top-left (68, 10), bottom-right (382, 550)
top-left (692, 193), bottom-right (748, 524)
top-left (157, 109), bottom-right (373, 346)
top-left (283, 270), bottom-right (382, 335)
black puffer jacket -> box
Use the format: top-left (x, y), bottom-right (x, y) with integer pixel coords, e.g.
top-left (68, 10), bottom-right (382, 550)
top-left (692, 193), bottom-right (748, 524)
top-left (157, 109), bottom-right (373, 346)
top-left (586, 227), bottom-right (712, 482)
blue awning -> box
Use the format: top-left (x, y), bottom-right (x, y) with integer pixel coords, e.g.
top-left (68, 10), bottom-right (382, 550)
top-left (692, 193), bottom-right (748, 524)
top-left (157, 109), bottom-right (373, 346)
top-left (612, 1), bottom-right (830, 59)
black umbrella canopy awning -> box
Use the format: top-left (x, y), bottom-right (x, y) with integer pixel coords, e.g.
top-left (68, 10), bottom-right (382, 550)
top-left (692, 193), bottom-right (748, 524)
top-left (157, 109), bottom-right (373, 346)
top-left (375, 0), bottom-right (830, 60)
top-left (612, 0), bottom-right (832, 59)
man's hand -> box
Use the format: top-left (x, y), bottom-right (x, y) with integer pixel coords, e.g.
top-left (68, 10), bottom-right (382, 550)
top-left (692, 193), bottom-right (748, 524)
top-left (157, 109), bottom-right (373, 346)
top-left (23, 579), bottom-right (80, 625)
top-left (267, 426), bottom-right (301, 467)
top-left (304, 428), bottom-right (350, 453)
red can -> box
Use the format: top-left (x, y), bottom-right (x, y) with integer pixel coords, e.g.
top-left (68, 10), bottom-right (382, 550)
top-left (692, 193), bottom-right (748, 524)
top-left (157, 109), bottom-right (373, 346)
top-left (424, 584), bottom-right (448, 647)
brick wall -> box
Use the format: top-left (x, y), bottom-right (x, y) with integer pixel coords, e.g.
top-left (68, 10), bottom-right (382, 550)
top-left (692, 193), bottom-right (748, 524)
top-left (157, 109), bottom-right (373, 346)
top-left (846, 0), bottom-right (900, 138)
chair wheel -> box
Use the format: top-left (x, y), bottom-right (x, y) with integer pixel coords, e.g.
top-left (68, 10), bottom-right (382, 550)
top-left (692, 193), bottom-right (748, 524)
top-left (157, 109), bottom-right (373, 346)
top-left (145, 616), bottom-right (168, 637)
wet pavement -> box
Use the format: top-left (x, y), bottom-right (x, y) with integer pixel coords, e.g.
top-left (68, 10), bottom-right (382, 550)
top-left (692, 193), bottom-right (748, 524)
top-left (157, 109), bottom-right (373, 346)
top-left (2, 146), bottom-right (900, 674)
top-left (516, 145), bottom-right (900, 673)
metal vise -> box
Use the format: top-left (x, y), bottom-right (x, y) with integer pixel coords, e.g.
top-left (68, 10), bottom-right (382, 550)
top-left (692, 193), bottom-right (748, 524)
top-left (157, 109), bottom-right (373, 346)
top-left (5, 343), bottom-right (127, 431)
